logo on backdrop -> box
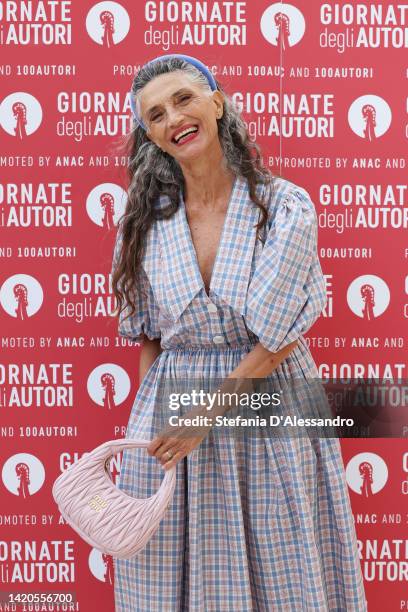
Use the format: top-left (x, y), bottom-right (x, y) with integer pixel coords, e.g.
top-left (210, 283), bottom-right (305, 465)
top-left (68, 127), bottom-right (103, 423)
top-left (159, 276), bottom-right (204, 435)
top-left (87, 364), bottom-right (131, 408)
top-left (0, 182), bottom-right (73, 229)
top-left (2, 453), bottom-right (46, 497)
top-left (345, 452), bottom-right (388, 497)
top-left (319, 4), bottom-right (408, 52)
top-left (260, 3), bottom-right (305, 48)
top-left (0, 93), bottom-right (42, 138)
top-left (89, 548), bottom-right (114, 584)
top-left (56, 91), bottom-right (132, 141)
top-left (0, 275), bottom-right (44, 319)
top-left (348, 95), bottom-right (392, 140)
top-left (0, 540), bottom-right (75, 582)
top-left (347, 275), bottom-right (390, 319)
top-left (144, 2), bottom-right (247, 48)
top-left (0, 2), bottom-right (72, 45)
top-left (86, 183), bottom-right (127, 229)
top-left (232, 91), bottom-right (334, 139)
top-left (86, 2), bottom-right (130, 46)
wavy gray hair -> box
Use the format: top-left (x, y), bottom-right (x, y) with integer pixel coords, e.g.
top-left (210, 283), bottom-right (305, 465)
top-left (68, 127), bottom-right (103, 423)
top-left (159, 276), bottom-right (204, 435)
top-left (111, 56), bottom-right (277, 327)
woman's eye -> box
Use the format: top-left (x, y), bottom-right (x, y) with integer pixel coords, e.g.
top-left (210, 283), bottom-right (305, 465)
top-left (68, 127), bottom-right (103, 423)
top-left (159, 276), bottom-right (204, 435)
top-left (150, 96), bottom-right (190, 122)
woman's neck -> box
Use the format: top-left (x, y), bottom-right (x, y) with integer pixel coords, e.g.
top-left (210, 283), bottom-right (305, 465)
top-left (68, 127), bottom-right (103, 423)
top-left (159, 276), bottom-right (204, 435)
top-left (181, 150), bottom-right (235, 210)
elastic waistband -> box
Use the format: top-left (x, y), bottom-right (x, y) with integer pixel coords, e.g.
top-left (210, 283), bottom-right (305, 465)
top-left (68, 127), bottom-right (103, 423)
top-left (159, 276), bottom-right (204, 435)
top-left (161, 342), bottom-right (257, 353)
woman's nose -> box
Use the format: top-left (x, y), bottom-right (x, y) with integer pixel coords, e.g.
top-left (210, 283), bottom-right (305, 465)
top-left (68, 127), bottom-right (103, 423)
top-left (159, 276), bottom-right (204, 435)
top-left (166, 106), bottom-right (184, 126)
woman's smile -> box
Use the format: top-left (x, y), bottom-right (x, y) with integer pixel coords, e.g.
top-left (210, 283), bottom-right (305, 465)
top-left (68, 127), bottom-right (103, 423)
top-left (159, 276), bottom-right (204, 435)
top-left (172, 125), bottom-right (200, 146)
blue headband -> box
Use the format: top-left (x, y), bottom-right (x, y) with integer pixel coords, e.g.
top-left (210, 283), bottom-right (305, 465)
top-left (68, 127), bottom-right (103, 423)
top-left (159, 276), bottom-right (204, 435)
top-left (129, 54), bottom-right (218, 130)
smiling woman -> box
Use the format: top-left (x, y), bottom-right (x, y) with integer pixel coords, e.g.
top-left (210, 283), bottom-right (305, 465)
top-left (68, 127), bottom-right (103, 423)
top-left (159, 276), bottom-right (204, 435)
top-left (141, 88), bottom-right (201, 146)
top-left (110, 54), bottom-right (367, 612)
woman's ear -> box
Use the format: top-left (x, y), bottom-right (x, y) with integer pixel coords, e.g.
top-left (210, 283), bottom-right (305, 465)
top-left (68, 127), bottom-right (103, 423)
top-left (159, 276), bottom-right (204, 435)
top-left (211, 90), bottom-right (225, 118)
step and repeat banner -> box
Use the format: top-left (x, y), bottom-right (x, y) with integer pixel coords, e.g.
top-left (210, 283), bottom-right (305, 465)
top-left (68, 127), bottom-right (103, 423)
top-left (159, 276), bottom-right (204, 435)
top-left (1, 2), bottom-right (407, 611)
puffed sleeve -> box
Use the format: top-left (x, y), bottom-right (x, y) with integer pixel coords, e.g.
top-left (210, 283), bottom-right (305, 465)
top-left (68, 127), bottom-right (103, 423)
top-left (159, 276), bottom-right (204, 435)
top-left (111, 225), bottom-right (161, 344)
top-left (245, 185), bottom-right (326, 353)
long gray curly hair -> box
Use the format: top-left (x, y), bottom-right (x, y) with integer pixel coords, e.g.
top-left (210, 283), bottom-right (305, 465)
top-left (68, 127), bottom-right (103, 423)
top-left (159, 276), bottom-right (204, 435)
top-left (111, 56), bottom-right (277, 326)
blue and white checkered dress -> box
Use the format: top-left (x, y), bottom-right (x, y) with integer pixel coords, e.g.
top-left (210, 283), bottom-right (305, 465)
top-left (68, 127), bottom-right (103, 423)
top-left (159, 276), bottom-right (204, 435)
top-left (112, 175), bottom-right (367, 611)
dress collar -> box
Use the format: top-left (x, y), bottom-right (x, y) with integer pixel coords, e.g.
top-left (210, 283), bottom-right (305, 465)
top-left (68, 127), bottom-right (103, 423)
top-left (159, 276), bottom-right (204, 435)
top-left (155, 174), bottom-right (261, 321)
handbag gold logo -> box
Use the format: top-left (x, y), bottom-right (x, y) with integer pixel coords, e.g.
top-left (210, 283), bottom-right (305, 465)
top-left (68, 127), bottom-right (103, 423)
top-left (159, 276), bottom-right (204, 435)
top-left (89, 494), bottom-right (108, 512)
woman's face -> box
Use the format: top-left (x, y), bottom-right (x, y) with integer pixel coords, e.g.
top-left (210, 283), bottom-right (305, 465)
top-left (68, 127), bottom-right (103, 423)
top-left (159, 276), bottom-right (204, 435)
top-left (137, 71), bottom-right (224, 162)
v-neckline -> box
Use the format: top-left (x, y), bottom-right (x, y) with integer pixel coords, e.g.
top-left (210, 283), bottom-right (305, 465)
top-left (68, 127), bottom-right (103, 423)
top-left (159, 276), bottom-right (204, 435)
top-left (154, 174), bottom-right (261, 321)
top-left (180, 174), bottom-right (238, 299)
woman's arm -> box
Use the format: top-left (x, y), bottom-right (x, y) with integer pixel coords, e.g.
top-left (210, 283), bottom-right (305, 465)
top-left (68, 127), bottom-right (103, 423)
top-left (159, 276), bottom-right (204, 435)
top-left (146, 339), bottom-right (300, 468)
top-left (138, 336), bottom-right (163, 384)
top-left (231, 340), bottom-right (298, 378)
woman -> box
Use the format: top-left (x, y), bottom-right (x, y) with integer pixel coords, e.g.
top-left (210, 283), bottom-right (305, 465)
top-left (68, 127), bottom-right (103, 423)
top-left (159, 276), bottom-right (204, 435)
top-left (111, 54), bottom-right (367, 611)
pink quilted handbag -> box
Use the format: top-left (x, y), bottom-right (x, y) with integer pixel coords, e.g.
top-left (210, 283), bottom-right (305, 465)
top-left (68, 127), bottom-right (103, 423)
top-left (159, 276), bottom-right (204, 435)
top-left (52, 438), bottom-right (177, 559)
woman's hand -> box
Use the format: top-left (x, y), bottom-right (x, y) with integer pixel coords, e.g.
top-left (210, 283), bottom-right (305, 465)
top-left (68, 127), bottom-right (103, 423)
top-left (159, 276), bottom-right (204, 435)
top-left (146, 404), bottom-right (216, 471)
top-left (146, 338), bottom-right (299, 472)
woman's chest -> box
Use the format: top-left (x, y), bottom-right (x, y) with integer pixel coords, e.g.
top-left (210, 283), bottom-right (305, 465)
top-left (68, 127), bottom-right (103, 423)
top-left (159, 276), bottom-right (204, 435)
top-left (185, 207), bottom-right (227, 293)
top-left (142, 194), bottom-right (267, 322)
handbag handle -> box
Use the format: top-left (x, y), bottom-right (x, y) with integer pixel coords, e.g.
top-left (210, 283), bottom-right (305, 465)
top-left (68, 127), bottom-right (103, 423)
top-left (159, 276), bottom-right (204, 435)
top-left (54, 438), bottom-right (176, 504)
top-left (101, 438), bottom-right (157, 456)
top-left (96, 438), bottom-right (177, 494)
top-left (90, 438), bottom-right (172, 458)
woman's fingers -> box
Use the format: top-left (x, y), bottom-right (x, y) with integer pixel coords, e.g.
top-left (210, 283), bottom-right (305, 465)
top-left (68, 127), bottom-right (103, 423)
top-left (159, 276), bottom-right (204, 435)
top-left (155, 436), bottom-right (201, 467)
top-left (147, 409), bottom-right (212, 468)
top-left (148, 435), bottom-right (185, 463)
top-left (146, 437), bottom-right (163, 455)
top-left (156, 439), bottom-right (178, 462)
top-left (162, 450), bottom-right (184, 471)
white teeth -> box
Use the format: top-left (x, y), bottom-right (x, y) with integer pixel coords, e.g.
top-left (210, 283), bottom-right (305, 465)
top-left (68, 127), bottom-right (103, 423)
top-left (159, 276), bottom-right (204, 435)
top-left (174, 127), bottom-right (198, 143)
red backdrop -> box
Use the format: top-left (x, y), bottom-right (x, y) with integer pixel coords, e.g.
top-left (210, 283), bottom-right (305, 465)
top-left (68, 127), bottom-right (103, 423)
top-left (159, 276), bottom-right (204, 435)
top-left (1, 2), bottom-right (407, 610)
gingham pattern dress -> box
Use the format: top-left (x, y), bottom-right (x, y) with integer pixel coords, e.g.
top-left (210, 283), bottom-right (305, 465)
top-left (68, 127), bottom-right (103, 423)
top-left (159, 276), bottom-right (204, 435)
top-left (112, 175), bottom-right (367, 612)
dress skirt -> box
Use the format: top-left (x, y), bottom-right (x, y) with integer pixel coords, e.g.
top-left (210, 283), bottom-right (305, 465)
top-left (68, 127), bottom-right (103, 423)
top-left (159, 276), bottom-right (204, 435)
top-left (113, 341), bottom-right (367, 611)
